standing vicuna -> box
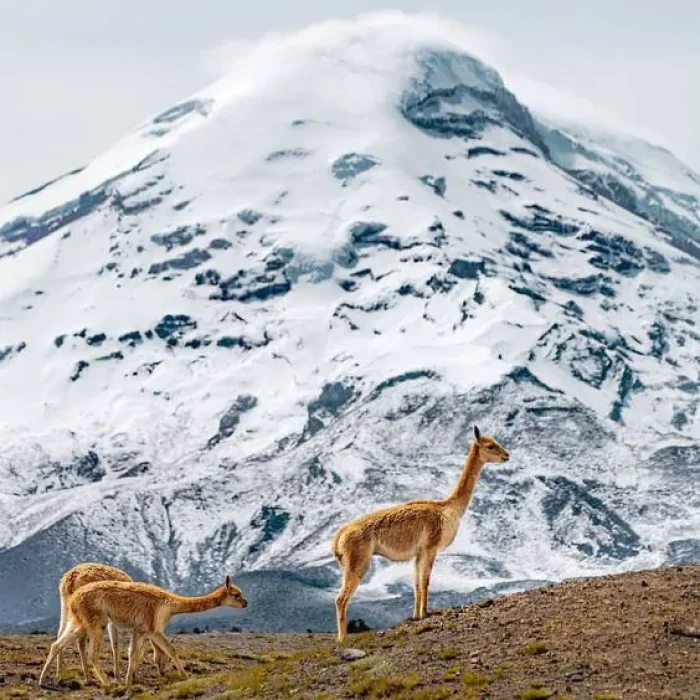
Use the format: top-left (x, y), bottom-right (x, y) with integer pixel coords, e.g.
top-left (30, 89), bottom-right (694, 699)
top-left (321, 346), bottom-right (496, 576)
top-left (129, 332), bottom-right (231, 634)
top-left (54, 563), bottom-right (165, 680)
top-left (39, 576), bottom-right (247, 687)
top-left (331, 425), bottom-right (509, 643)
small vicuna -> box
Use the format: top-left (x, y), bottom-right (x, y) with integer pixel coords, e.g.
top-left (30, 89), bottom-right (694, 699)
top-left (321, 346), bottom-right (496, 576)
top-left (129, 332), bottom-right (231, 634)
top-left (39, 575), bottom-right (247, 687)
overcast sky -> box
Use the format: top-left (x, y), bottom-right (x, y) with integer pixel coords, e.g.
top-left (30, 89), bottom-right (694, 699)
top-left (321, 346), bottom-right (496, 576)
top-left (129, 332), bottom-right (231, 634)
top-left (1, 0), bottom-right (698, 204)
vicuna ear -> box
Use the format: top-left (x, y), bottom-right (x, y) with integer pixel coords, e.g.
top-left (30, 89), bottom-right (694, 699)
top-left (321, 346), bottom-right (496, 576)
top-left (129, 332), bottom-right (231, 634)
top-left (225, 575), bottom-right (231, 588)
top-left (473, 425), bottom-right (482, 443)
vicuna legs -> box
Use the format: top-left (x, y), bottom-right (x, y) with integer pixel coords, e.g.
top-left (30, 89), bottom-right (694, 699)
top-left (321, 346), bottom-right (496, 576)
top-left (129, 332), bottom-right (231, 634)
top-left (86, 627), bottom-right (110, 686)
top-left (417, 548), bottom-right (437, 619)
top-left (148, 631), bottom-right (186, 677)
top-left (125, 630), bottom-right (145, 686)
top-left (55, 598), bottom-right (68, 675)
top-left (335, 546), bottom-right (371, 644)
top-left (39, 624), bottom-right (84, 687)
top-left (107, 622), bottom-right (120, 680)
top-left (77, 636), bottom-right (89, 681)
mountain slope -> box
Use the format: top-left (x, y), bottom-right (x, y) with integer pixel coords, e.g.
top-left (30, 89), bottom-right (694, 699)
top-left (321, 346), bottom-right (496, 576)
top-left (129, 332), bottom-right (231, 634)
top-left (0, 14), bottom-right (698, 631)
top-left (2, 565), bottom-right (699, 698)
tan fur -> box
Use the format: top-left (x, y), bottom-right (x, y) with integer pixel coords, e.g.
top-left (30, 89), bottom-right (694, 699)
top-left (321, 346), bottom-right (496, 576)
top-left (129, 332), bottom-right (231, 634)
top-left (53, 562), bottom-right (169, 679)
top-left (40, 576), bottom-right (247, 687)
top-left (331, 425), bottom-right (509, 643)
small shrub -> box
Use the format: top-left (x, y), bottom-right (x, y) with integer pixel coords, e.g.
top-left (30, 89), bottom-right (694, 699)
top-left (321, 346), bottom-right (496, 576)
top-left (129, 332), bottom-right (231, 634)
top-left (437, 647), bottom-right (461, 660)
top-left (521, 641), bottom-right (548, 655)
top-left (493, 661), bottom-right (514, 680)
top-left (349, 673), bottom-right (420, 697)
top-left (461, 671), bottom-right (489, 688)
top-left (442, 664), bottom-right (460, 681)
top-left (594, 695), bottom-right (618, 700)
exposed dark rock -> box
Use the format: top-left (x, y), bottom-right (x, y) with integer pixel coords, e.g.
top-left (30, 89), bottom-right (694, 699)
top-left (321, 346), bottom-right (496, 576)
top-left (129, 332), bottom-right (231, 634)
top-left (118, 331), bottom-right (143, 348)
top-left (371, 370), bottom-right (439, 399)
top-left (149, 248), bottom-right (211, 275)
top-left (154, 314), bottom-right (197, 345)
top-left (216, 333), bottom-right (270, 351)
top-left (112, 193), bottom-right (162, 215)
top-left (207, 395), bottom-right (258, 448)
top-left (1, 186), bottom-right (109, 249)
top-left (70, 360), bottom-right (89, 382)
top-left (510, 285), bottom-right (547, 309)
top-left (309, 383), bottom-right (355, 417)
top-left (511, 146), bottom-right (540, 157)
top-left (448, 257), bottom-right (485, 279)
top-left (150, 225), bottom-right (206, 251)
top-left (472, 179), bottom-right (497, 193)
top-left (643, 247), bottom-right (671, 274)
top-left (452, 210), bottom-right (465, 219)
top-left (96, 351), bottom-right (124, 361)
top-left (538, 475), bottom-right (641, 559)
top-left (427, 273), bottom-right (457, 293)
top-left (339, 280), bottom-right (357, 292)
top-left (211, 268), bottom-right (292, 303)
top-left (467, 146), bottom-right (505, 158)
top-left (419, 175), bottom-right (446, 197)
top-left (350, 221), bottom-right (389, 245)
top-left (249, 506), bottom-right (291, 555)
top-left (209, 238), bottom-right (232, 250)
top-left (266, 149), bottom-right (311, 161)
top-left (265, 247), bottom-right (294, 271)
top-left (400, 51), bottom-right (550, 156)
top-left (500, 209), bottom-right (579, 236)
top-left (671, 412), bottom-right (689, 430)
top-left (580, 230), bottom-right (645, 277)
top-left (119, 462), bottom-right (151, 478)
top-left (54, 335), bottom-right (66, 348)
top-left (195, 269), bottom-right (223, 286)
top-left (237, 280), bottom-right (291, 303)
top-left (647, 321), bottom-right (669, 359)
top-left (237, 209), bottom-right (263, 226)
top-left (74, 452), bottom-right (105, 483)
top-left (86, 333), bottom-right (106, 346)
top-left (549, 273), bottom-right (616, 298)
top-left (609, 365), bottom-right (644, 423)
top-left (152, 99), bottom-right (213, 125)
top-left (493, 170), bottom-right (525, 181)
top-left (331, 153), bottom-right (378, 181)
top-left (302, 382), bottom-right (357, 439)
top-left (333, 244), bottom-right (359, 269)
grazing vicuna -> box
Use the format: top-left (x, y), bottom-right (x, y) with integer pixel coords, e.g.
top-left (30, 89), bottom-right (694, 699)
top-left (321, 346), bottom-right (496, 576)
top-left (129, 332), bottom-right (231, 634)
top-left (54, 563), bottom-right (165, 680)
top-left (39, 576), bottom-right (247, 687)
top-left (331, 425), bottom-right (509, 643)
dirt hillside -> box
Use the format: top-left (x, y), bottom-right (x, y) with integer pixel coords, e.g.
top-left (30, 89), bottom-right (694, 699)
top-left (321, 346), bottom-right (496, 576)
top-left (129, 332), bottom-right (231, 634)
top-left (0, 565), bottom-right (697, 699)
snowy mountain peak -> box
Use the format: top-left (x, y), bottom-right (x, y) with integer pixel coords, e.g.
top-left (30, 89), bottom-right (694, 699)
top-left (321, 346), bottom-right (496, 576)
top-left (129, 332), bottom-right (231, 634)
top-left (0, 15), bottom-right (698, 631)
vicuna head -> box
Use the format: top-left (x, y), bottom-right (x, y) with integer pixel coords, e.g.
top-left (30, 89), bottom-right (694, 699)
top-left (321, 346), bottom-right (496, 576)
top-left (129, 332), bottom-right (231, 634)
top-left (473, 425), bottom-right (509, 464)
top-left (223, 576), bottom-right (248, 608)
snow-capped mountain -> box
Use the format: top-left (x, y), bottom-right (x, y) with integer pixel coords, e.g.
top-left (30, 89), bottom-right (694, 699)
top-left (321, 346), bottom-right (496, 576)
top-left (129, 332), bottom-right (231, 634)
top-left (0, 14), bottom-right (698, 631)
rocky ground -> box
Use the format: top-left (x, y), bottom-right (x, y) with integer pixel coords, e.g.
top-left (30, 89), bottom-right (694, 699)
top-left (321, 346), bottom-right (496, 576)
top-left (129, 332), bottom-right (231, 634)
top-left (0, 565), bottom-right (697, 699)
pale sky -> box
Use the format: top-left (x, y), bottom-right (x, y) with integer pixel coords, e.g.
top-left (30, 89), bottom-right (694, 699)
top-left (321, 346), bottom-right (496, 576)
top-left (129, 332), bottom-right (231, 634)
top-left (0, 0), bottom-right (698, 205)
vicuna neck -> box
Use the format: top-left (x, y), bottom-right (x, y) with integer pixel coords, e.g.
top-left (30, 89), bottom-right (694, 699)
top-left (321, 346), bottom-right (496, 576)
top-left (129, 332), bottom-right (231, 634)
top-left (171, 587), bottom-right (226, 615)
top-left (445, 442), bottom-right (484, 514)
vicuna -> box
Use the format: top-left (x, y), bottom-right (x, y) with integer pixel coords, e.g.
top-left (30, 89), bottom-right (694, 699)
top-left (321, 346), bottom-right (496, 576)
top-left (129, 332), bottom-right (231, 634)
top-left (54, 562), bottom-right (165, 679)
top-left (40, 576), bottom-right (247, 687)
top-left (331, 425), bottom-right (509, 642)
